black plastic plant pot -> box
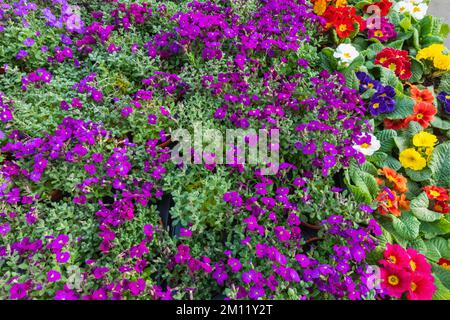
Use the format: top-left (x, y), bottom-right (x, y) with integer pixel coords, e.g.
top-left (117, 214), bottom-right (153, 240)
top-left (155, 193), bottom-right (181, 237)
top-left (332, 169), bottom-right (347, 190)
top-left (301, 223), bottom-right (319, 242)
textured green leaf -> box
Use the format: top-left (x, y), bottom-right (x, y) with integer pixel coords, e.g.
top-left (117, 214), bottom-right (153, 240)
top-left (360, 161), bottom-right (379, 176)
top-left (381, 156), bottom-right (402, 171)
top-left (380, 68), bottom-right (403, 93)
top-left (420, 218), bottom-right (450, 239)
top-left (394, 136), bottom-right (409, 152)
top-left (430, 238), bottom-right (450, 258)
top-left (431, 116), bottom-right (450, 130)
top-left (409, 58), bottom-right (424, 83)
top-left (366, 152), bottom-right (387, 166)
top-left (405, 167), bottom-right (432, 182)
top-left (433, 277), bottom-right (450, 300)
top-left (409, 238), bottom-right (427, 256)
top-left (410, 192), bottom-right (443, 222)
top-left (388, 94), bottom-right (415, 119)
top-left (377, 129), bottom-right (397, 153)
top-left (433, 263), bottom-right (450, 291)
top-left (429, 142), bottom-right (450, 188)
top-left (425, 241), bottom-right (442, 261)
top-left (392, 212), bottom-right (420, 241)
top-left (343, 69), bottom-right (359, 90)
top-left (403, 121), bottom-right (424, 138)
top-left (438, 71), bottom-right (450, 93)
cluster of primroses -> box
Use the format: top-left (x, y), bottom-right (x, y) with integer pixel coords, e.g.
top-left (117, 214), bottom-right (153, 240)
top-left (386, 85), bottom-right (438, 130)
top-left (379, 244), bottom-right (435, 300)
top-left (375, 167), bottom-right (410, 217)
top-left (357, 72), bottom-right (396, 116)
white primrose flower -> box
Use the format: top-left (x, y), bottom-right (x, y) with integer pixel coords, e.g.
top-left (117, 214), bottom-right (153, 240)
top-left (333, 44), bottom-right (359, 64)
top-left (353, 133), bottom-right (381, 156)
top-left (410, 3), bottom-right (428, 20)
top-left (406, 0), bottom-right (424, 5)
top-left (393, 1), bottom-right (414, 14)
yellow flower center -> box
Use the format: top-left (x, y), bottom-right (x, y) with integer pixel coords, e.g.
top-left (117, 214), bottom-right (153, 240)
top-left (388, 275), bottom-right (399, 285)
top-left (446, 95), bottom-right (450, 99)
top-left (413, 7), bottom-right (421, 13)
top-left (430, 190), bottom-right (441, 197)
top-left (360, 143), bottom-right (371, 149)
top-left (339, 24), bottom-right (347, 32)
top-left (388, 255), bottom-right (397, 264)
top-left (389, 63), bottom-right (397, 71)
top-left (368, 83), bottom-right (374, 89)
top-left (373, 103), bottom-right (380, 109)
top-left (411, 282), bottom-right (417, 292)
top-left (344, 53), bottom-right (351, 59)
top-left (374, 30), bottom-right (384, 37)
top-left (386, 199), bottom-right (393, 208)
top-left (410, 260), bottom-right (416, 272)
top-left (387, 175), bottom-right (396, 183)
top-left (416, 113), bottom-right (424, 119)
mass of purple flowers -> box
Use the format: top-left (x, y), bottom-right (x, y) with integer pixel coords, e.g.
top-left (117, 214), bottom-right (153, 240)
top-left (0, 0), bottom-right (383, 300)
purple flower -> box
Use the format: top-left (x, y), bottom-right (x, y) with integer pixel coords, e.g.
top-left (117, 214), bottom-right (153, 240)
top-left (248, 286), bottom-right (265, 300)
top-left (214, 107), bottom-right (227, 120)
top-left (16, 50), bottom-right (28, 60)
top-left (350, 245), bottom-right (366, 263)
top-left (437, 92), bottom-right (450, 114)
top-left (92, 288), bottom-right (107, 300)
top-left (92, 153), bottom-right (103, 163)
top-left (56, 251), bottom-right (70, 263)
top-left (143, 224), bottom-right (153, 240)
top-left (323, 155), bottom-right (336, 169)
top-left (66, 14), bottom-right (84, 33)
top-left (180, 228), bottom-right (192, 238)
top-left (47, 270), bottom-right (61, 282)
top-left (54, 286), bottom-right (79, 300)
top-left (368, 95), bottom-right (395, 116)
top-left (295, 254), bottom-right (313, 268)
top-left (10, 283), bottom-right (27, 300)
top-left (274, 226), bottom-right (291, 242)
top-left (92, 267), bottom-right (109, 279)
top-left (0, 223), bottom-right (10, 236)
top-left (302, 142), bottom-right (317, 155)
top-left (227, 258), bottom-right (242, 273)
top-left (148, 114), bottom-right (157, 125)
top-left (84, 164), bottom-right (96, 175)
top-left (23, 38), bottom-right (35, 47)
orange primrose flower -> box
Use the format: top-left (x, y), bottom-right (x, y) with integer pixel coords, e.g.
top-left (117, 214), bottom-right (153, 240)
top-left (399, 194), bottom-right (410, 211)
top-left (407, 102), bottom-right (437, 128)
top-left (410, 86), bottom-right (435, 104)
top-left (376, 188), bottom-right (402, 217)
top-left (379, 167), bottom-right (408, 193)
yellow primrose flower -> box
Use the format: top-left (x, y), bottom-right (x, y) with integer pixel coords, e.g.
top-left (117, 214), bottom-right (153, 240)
top-left (433, 54), bottom-right (450, 71)
top-left (412, 131), bottom-right (438, 148)
top-left (399, 148), bottom-right (427, 171)
top-left (425, 147), bottom-right (434, 161)
top-left (416, 44), bottom-right (445, 61)
top-left (335, 0), bottom-right (347, 8)
top-left (313, 0), bottom-right (328, 15)
top-left (416, 44), bottom-right (445, 60)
